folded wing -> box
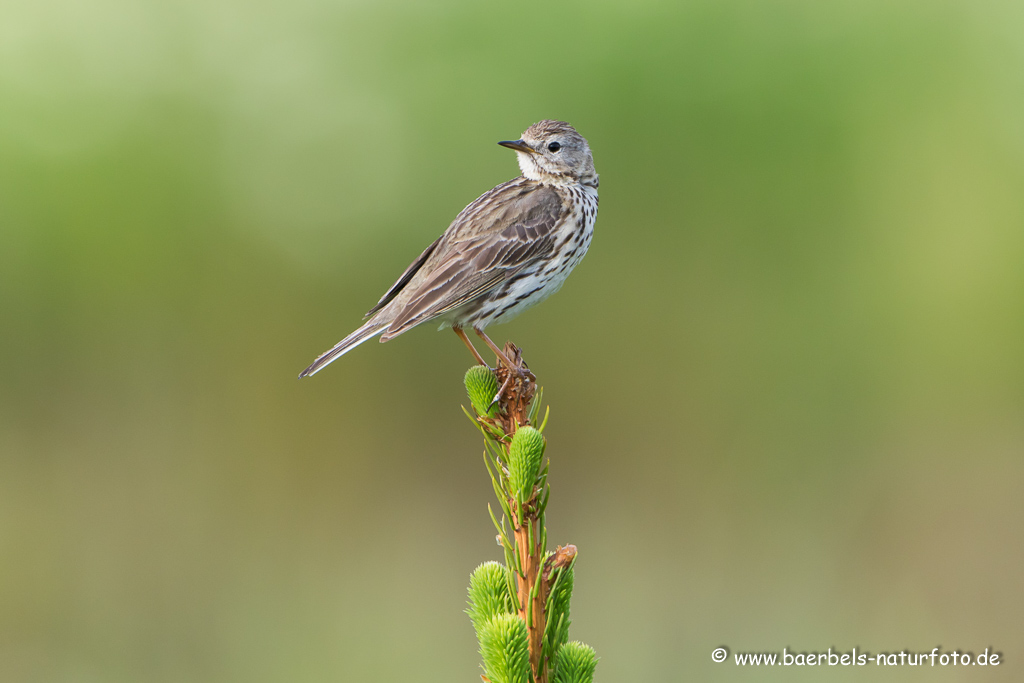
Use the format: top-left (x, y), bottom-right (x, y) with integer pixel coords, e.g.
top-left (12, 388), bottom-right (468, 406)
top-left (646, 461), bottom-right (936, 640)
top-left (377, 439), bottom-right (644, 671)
top-left (379, 179), bottom-right (566, 340)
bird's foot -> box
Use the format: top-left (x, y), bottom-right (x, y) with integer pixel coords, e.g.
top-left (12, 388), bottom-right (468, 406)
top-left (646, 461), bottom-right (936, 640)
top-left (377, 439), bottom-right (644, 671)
top-left (491, 342), bottom-right (535, 410)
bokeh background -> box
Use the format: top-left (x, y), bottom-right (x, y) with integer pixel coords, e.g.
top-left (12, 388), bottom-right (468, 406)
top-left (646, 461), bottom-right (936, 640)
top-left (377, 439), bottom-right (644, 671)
top-left (2, 0), bottom-right (1022, 681)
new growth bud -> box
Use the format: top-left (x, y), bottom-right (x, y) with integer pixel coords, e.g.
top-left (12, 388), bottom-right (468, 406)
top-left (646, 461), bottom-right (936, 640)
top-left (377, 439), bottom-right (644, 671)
top-left (468, 561), bottom-right (514, 633)
top-left (552, 642), bottom-right (598, 683)
top-left (508, 426), bottom-right (546, 505)
top-left (479, 613), bottom-right (531, 683)
top-left (465, 365), bottom-right (501, 417)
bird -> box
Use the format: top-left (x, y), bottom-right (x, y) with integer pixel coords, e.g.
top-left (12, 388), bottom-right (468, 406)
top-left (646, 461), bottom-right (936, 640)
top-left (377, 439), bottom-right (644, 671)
top-left (299, 119), bottom-right (599, 379)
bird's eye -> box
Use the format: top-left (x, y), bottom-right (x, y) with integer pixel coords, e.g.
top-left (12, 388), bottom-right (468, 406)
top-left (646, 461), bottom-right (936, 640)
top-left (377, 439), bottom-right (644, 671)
top-left (547, 141), bottom-right (561, 152)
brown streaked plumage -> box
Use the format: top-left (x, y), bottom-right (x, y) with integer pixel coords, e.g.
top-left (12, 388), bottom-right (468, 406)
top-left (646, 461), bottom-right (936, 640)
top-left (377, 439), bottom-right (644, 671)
top-left (299, 120), bottom-right (599, 378)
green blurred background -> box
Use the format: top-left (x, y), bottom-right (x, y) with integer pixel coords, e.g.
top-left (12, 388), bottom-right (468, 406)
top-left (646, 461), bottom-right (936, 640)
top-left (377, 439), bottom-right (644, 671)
top-left (1, 0), bottom-right (1022, 681)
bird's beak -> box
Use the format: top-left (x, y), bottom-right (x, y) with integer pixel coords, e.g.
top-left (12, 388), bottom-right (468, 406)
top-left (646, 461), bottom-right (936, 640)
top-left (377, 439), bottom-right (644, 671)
top-left (498, 139), bottom-right (536, 154)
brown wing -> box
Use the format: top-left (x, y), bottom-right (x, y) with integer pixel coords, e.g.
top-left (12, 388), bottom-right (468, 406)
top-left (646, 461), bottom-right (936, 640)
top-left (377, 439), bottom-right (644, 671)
top-left (380, 179), bottom-right (566, 339)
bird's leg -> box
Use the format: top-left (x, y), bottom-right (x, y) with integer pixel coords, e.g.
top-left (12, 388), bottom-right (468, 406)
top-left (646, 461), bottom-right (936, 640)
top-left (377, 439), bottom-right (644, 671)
top-left (474, 328), bottom-right (518, 371)
top-left (453, 326), bottom-right (490, 367)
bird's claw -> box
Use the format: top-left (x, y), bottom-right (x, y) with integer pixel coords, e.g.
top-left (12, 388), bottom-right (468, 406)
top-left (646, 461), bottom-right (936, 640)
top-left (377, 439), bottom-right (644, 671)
top-left (491, 369), bottom-right (516, 408)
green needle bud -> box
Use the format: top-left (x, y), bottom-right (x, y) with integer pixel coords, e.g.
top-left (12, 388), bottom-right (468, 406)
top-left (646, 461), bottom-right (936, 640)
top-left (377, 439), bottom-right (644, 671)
top-left (508, 426), bottom-right (546, 504)
top-left (478, 613), bottom-right (530, 683)
top-left (544, 566), bottom-right (574, 661)
top-left (468, 561), bottom-right (514, 634)
top-left (552, 641), bottom-right (598, 683)
top-left (465, 365), bottom-right (500, 417)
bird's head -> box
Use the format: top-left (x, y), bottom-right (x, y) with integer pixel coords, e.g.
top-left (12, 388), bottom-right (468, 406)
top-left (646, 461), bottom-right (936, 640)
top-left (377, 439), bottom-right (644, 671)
top-left (499, 120), bottom-right (598, 187)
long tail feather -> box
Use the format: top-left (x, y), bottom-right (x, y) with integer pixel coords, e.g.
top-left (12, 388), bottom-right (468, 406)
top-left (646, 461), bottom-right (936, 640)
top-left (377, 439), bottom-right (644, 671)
top-left (298, 321), bottom-right (388, 378)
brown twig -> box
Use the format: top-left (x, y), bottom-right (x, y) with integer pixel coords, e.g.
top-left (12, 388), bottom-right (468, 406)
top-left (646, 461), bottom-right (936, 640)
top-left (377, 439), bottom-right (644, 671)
top-left (513, 495), bottom-right (546, 682)
top-left (492, 342), bottom-right (536, 435)
top-left (490, 342), bottom-right (546, 681)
